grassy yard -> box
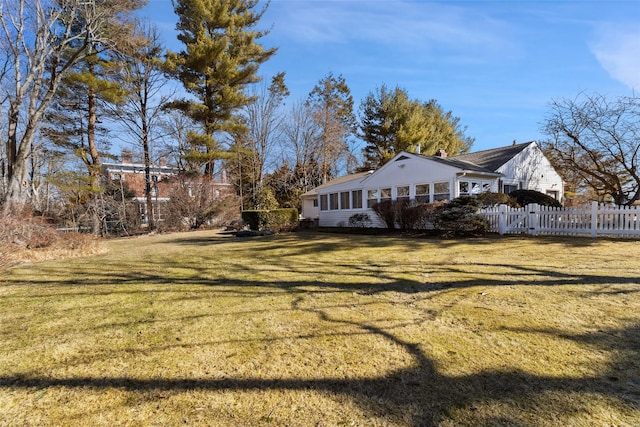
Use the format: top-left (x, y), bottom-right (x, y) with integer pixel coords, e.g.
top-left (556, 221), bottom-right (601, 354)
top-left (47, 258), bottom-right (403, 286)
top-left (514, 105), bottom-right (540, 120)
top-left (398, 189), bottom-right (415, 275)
top-left (0, 231), bottom-right (639, 426)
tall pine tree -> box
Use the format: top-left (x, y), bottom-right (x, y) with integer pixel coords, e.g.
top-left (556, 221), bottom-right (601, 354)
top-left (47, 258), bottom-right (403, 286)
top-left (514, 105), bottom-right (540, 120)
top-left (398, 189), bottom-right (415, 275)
top-left (167, 0), bottom-right (276, 177)
top-left (359, 85), bottom-right (474, 168)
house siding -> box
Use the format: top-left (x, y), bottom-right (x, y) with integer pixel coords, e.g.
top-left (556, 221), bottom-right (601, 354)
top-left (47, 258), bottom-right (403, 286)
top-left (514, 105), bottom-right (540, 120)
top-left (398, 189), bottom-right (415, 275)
top-left (498, 144), bottom-right (564, 199)
top-left (307, 142), bottom-right (564, 228)
top-left (318, 208), bottom-right (385, 228)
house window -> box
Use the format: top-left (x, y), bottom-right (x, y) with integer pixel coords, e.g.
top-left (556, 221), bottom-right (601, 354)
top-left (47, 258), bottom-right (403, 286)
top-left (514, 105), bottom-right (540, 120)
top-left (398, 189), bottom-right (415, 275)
top-left (151, 185), bottom-right (158, 197)
top-left (433, 181), bottom-right (450, 201)
top-left (367, 189), bottom-right (378, 208)
top-left (352, 190), bottom-right (362, 209)
top-left (415, 183), bottom-right (430, 203)
top-left (396, 185), bottom-right (410, 200)
top-left (380, 187), bottom-right (392, 201)
top-left (471, 182), bottom-right (481, 194)
top-left (459, 181), bottom-right (470, 195)
top-left (151, 175), bottom-right (160, 182)
top-left (459, 181), bottom-right (482, 196)
top-left (313, 199), bottom-right (318, 208)
top-left (546, 190), bottom-right (559, 200)
top-left (111, 173), bottom-right (124, 181)
top-left (329, 193), bottom-right (339, 210)
top-left (340, 191), bottom-right (350, 210)
top-left (320, 194), bottom-right (328, 211)
top-left (483, 183), bottom-right (492, 193)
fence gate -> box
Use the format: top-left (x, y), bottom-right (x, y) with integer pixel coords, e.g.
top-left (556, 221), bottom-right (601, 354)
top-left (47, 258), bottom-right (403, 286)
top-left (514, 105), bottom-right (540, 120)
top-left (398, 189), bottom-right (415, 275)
top-left (480, 202), bottom-right (640, 238)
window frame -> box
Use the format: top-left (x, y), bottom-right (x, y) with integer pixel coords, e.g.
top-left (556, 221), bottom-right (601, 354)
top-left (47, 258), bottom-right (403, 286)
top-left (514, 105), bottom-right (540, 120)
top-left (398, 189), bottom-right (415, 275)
top-left (380, 187), bottom-right (392, 201)
top-left (433, 181), bottom-right (450, 201)
top-left (340, 191), bottom-right (350, 210)
top-left (329, 193), bottom-right (339, 210)
top-left (396, 185), bottom-right (410, 200)
top-left (319, 194), bottom-right (328, 211)
top-left (367, 189), bottom-right (378, 208)
top-left (415, 183), bottom-right (430, 203)
top-left (351, 190), bottom-right (363, 209)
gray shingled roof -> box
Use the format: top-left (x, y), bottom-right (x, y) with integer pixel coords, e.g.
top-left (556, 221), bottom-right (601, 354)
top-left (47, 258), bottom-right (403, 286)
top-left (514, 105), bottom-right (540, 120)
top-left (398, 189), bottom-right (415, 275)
top-left (452, 141), bottom-right (534, 172)
top-left (424, 156), bottom-right (499, 174)
top-left (301, 171), bottom-right (373, 197)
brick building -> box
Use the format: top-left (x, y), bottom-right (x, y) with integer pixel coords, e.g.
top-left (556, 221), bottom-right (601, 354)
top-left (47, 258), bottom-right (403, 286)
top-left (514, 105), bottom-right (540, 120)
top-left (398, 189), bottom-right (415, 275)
top-left (103, 150), bottom-right (232, 225)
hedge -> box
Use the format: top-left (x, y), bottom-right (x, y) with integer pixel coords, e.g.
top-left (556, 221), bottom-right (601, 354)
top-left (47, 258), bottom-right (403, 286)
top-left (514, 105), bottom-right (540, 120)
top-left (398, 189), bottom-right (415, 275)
top-left (241, 208), bottom-right (299, 231)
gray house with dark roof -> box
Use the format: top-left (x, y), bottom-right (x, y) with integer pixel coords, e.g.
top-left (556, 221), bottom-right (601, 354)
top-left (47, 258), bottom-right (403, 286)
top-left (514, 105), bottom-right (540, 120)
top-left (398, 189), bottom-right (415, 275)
top-left (302, 141), bottom-right (564, 227)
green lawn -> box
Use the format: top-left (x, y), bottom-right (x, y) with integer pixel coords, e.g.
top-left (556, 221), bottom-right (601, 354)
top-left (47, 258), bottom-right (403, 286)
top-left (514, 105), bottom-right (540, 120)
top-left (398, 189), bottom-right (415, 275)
top-left (1, 231), bottom-right (639, 426)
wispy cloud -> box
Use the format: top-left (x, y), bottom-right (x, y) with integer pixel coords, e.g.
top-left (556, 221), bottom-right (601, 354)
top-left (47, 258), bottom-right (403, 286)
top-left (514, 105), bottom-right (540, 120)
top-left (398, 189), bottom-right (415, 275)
top-left (269, 1), bottom-right (517, 57)
top-left (590, 24), bottom-right (640, 90)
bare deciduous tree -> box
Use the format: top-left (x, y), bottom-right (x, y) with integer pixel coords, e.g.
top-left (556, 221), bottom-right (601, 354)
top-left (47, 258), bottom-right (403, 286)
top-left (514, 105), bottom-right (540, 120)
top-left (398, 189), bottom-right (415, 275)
top-left (542, 93), bottom-right (640, 206)
top-left (110, 22), bottom-right (173, 230)
top-left (0, 0), bottom-right (142, 214)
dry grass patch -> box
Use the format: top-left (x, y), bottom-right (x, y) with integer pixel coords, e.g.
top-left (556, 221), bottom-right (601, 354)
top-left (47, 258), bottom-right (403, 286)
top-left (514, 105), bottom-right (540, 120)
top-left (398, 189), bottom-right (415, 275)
top-left (0, 214), bottom-right (103, 270)
top-left (0, 231), bottom-right (639, 426)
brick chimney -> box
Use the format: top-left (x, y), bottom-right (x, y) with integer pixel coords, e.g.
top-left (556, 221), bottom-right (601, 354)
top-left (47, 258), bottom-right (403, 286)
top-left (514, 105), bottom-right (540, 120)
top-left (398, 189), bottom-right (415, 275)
top-left (121, 149), bottom-right (133, 164)
top-left (436, 148), bottom-right (447, 158)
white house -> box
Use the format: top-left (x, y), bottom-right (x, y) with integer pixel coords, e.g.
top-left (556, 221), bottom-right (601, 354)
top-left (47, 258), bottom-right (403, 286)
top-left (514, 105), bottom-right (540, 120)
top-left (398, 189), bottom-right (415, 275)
top-left (301, 141), bottom-right (564, 227)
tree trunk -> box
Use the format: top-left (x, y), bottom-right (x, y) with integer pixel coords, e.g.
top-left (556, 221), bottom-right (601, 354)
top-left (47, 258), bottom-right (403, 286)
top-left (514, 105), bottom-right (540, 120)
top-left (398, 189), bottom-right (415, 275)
top-left (87, 79), bottom-right (103, 234)
top-left (3, 101), bottom-right (31, 214)
top-left (142, 111), bottom-right (155, 231)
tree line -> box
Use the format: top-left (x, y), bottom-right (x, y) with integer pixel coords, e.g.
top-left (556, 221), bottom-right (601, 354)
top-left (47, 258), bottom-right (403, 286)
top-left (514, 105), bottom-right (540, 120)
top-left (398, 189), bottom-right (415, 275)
top-left (1, 0), bottom-right (638, 234)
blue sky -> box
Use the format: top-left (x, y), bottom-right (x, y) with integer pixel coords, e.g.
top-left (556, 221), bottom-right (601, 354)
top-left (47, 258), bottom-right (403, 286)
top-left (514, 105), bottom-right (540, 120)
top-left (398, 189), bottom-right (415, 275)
top-left (141, 0), bottom-right (640, 152)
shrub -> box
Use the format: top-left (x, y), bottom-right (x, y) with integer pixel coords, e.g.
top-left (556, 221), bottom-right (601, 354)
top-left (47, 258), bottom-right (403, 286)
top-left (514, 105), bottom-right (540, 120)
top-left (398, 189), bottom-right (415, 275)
top-left (348, 213), bottom-right (372, 228)
top-left (509, 189), bottom-right (562, 208)
top-left (160, 176), bottom-right (241, 231)
top-left (432, 196), bottom-right (490, 236)
top-left (241, 208), bottom-right (298, 232)
top-left (475, 192), bottom-right (519, 208)
top-left (371, 200), bottom-right (396, 229)
top-left (0, 213), bottom-right (100, 270)
top-left (268, 208), bottom-right (299, 232)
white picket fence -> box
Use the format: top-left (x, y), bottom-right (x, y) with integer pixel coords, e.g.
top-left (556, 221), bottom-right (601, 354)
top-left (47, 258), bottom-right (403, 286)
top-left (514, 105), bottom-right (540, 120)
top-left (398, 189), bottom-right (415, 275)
top-left (480, 202), bottom-right (640, 238)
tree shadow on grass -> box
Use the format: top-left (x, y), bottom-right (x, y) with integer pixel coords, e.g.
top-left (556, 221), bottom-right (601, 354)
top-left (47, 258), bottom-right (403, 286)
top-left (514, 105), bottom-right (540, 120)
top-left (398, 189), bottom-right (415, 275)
top-left (2, 234), bottom-right (639, 425)
top-left (1, 303), bottom-right (638, 426)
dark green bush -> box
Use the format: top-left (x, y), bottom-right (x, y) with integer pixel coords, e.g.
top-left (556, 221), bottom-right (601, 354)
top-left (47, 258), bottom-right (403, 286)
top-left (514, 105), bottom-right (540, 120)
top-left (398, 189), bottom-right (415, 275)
top-left (475, 192), bottom-right (519, 208)
top-left (432, 196), bottom-right (490, 236)
top-left (509, 189), bottom-right (562, 208)
top-left (241, 208), bottom-right (298, 232)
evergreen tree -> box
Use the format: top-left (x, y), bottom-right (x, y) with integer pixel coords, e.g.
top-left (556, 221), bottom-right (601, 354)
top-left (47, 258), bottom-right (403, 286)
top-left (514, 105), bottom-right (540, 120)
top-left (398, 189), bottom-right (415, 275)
top-left (359, 85), bottom-right (474, 168)
top-left (43, 52), bottom-right (127, 194)
top-left (167, 0), bottom-right (277, 177)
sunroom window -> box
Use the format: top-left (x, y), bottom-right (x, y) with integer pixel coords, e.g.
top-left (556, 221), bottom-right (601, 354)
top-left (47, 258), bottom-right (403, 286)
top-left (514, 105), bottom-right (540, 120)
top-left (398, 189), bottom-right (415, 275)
top-left (433, 182), bottom-right (450, 201)
top-left (367, 189), bottom-right (378, 208)
top-left (380, 187), bottom-right (392, 201)
top-left (415, 183), bottom-right (430, 203)
top-left (352, 190), bottom-right (363, 209)
top-left (397, 185), bottom-right (410, 200)
top-left (340, 191), bottom-right (350, 210)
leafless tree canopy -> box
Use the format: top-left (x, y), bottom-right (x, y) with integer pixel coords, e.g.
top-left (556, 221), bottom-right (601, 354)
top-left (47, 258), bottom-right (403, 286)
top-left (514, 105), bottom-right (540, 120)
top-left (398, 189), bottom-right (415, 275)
top-left (542, 93), bottom-right (640, 206)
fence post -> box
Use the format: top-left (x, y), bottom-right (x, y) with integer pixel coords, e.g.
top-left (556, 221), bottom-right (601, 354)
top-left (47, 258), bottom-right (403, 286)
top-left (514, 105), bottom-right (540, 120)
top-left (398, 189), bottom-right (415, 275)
top-left (590, 201), bottom-right (598, 238)
top-left (498, 204), bottom-right (507, 235)
top-left (528, 203), bottom-right (539, 236)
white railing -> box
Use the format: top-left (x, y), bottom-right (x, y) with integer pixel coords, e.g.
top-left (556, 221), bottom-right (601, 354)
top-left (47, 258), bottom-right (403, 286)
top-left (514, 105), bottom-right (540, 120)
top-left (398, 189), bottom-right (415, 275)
top-left (480, 201), bottom-right (640, 238)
